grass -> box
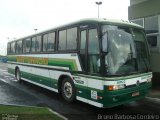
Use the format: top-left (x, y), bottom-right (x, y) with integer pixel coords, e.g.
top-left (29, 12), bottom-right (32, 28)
top-left (0, 105), bottom-right (65, 120)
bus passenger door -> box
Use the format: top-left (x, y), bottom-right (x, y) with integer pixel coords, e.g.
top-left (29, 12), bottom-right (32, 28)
top-left (87, 28), bottom-right (100, 74)
top-left (80, 30), bottom-right (87, 72)
top-left (79, 27), bottom-right (100, 101)
top-left (79, 27), bottom-right (100, 73)
top-left (78, 29), bottom-right (88, 99)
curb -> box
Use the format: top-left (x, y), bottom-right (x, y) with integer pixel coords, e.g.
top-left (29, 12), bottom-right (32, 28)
top-left (48, 108), bottom-right (68, 120)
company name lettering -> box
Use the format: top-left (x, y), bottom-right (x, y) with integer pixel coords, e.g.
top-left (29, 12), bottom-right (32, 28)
top-left (17, 56), bottom-right (48, 65)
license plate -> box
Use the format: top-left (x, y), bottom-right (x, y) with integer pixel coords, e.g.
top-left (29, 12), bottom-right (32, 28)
top-left (132, 92), bottom-right (140, 97)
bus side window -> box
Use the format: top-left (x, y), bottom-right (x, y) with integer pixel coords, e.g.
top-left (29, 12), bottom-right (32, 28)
top-left (17, 40), bottom-right (22, 54)
top-left (67, 27), bottom-right (77, 50)
top-left (11, 42), bottom-right (16, 54)
top-left (10, 42), bottom-right (13, 54)
top-left (47, 32), bottom-right (55, 51)
top-left (58, 27), bottom-right (77, 51)
top-left (31, 37), bottom-right (36, 52)
top-left (58, 30), bottom-right (67, 51)
top-left (36, 35), bottom-right (42, 52)
top-left (26, 38), bottom-right (31, 53)
top-left (7, 43), bottom-right (11, 54)
top-left (22, 40), bottom-right (26, 53)
top-left (43, 34), bottom-right (48, 52)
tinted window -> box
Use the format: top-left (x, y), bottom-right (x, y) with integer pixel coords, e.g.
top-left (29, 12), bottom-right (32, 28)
top-left (31, 37), bottom-right (36, 52)
top-left (22, 40), bottom-right (26, 53)
top-left (80, 30), bottom-right (86, 52)
top-left (58, 27), bottom-right (77, 51)
top-left (43, 32), bottom-right (55, 52)
top-left (11, 42), bottom-right (16, 54)
top-left (25, 38), bottom-right (31, 53)
top-left (67, 27), bottom-right (77, 50)
top-left (43, 34), bottom-right (48, 51)
top-left (80, 30), bottom-right (87, 71)
top-left (36, 35), bottom-right (42, 52)
top-left (16, 40), bottom-right (22, 53)
top-left (88, 29), bottom-right (99, 54)
top-left (47, 32), bottom-right (55, 51)
top-left (59, 30), bottom-right (66, 50)
top-left (88, 29), bottom-right (100, 73)
top-left (7, 43), bottom-right (11, 54)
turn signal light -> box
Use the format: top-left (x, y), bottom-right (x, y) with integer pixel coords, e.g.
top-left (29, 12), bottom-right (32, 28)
top-left (108, 84), bottom-right (125, 91)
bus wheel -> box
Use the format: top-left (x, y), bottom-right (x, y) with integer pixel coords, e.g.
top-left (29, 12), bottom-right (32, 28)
top-left (15, 68), bottom-right (21, 82)
top-left (61, 78), bottom-right (76, 102)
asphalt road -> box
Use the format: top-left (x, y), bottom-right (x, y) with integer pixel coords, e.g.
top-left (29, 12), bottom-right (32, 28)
top-left (0, 63), bottom-right (160, 120)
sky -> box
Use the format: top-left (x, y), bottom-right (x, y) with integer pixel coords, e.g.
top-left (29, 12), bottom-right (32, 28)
top-left (0, 0), bottom-right (130, 55)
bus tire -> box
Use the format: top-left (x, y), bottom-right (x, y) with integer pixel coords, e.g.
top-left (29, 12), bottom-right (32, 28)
top-left (61, 77), bottom-right (76, 102)
top-left (15, 68), bottom-right (21, 82)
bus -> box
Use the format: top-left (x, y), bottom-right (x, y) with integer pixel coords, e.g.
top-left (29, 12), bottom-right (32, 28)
top-left (7, 18), bottom-right (152, 108)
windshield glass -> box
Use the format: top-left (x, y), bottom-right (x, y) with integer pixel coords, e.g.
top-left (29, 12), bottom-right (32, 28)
top-left (102, 25), bottom-right (150, 75)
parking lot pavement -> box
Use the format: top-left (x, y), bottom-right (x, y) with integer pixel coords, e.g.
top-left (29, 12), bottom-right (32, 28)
top-left (0, 63), bottom-right (7, 70)
top-left (146, 87), bottom-right (160, 105)
top-left (0, 71), bottom-right (41, 106)
top-left (0, 83), bottom-right (40, 105)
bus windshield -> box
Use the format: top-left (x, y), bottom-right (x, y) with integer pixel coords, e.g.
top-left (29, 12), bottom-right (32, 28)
top-left (102, 25), bottom-right (150, 76)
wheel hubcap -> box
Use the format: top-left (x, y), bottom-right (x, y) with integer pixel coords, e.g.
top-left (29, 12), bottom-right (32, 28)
top-left (64, 82), bottom-right (72, 99)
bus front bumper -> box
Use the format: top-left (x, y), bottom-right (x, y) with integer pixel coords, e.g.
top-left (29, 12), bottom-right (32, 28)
top-left (103, 83), bottom-right (152, 108)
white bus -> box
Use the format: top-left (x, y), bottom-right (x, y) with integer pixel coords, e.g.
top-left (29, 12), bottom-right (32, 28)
top-left (7, 18), bottom-right (152, 108)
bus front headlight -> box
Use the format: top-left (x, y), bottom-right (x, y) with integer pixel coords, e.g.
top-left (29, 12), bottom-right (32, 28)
top-left (108, 84), bottom-right (125, 91)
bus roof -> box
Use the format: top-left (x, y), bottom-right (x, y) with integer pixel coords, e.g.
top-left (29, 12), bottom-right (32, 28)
top-left (69, 18), bottom-right (142, 28)
top-left (49, 18), bottom-right (143, 31)
top-left (8, 18), bottom-right (143, 42)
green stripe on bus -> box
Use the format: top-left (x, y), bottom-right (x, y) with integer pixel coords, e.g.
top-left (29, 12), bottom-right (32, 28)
top-left (8, 68), bottom-right (58, 89)
top-left (7, 56), bottom-right (78, 71)
top-left (48, 58), bottom-right (78, 71)
top-left (21, 71), bottom-right (58, 88)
